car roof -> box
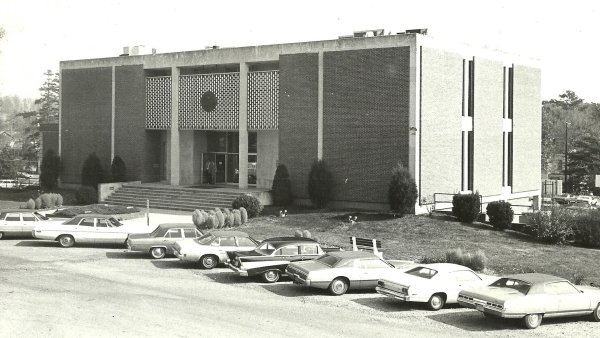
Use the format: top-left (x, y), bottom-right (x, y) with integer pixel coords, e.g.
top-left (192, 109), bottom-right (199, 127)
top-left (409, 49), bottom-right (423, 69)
top-left (0, 209), bottom-right (36, 213)
top-left (505, 273), bottom-right (566, 284)
top-left (261, 237), bottom-right (317, 246)
top-left (206, 230), bottom-right (249, 237)
top-left (327, 251), bottom-right (378, 259)
top-left (157, 223), bottom-right (197, 230)
top-left (421, 263), bottom-right (473, 272)
top-left (70, 214), bottom-right (116, 218)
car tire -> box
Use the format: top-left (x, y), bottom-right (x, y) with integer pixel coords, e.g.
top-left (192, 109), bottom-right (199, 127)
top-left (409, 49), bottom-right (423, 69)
top-left (523, 313), bottom-right (543, 329)
top-left (592, 303), bottom-right (600, 322)
top-left (262, 270), bottom-right (281, 283)
top-left (427, 293), bottom-right (446, 311)
top-left (150, 247), bottom-right (166, 259)
top-left (328, 278), bottom-right (349, 296)
top-left (58, 235), bottom-right (75, 248)
top-left (200, 255), bottom-right (218, 269)
top-left (0, 231), bottom-right (4, 240)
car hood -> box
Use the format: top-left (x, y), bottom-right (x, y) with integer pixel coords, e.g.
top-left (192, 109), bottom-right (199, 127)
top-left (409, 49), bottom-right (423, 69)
top-left (460, 286), bottom-right (526, 303)
top-left (576, 285), bottom-right (600, 295)
top-left (127, 233), bottom-right (152, 240)
top-left (289, 260), bottom-right (328, 273)
top-left (173, 239), bottom-right (200, 251)
top-left (228, 250), bottom-right (262, 261)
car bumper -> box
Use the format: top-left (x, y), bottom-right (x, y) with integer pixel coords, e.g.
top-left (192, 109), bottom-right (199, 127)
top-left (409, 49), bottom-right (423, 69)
top-left (376, 286), bottom-right (410, 301)
top-left (225, 262), bottom-right (248, 276)
top-left (287, 272), bottom-right (310, 286)
top-left (457, 300), bottom-right (513, 318)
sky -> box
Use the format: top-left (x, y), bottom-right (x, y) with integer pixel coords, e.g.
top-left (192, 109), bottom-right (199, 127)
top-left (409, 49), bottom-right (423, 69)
top-left (0, 0), bottom-right (599, 102)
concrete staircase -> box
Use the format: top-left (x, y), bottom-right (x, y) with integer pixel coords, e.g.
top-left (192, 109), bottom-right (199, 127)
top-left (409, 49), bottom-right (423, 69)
top-left (101, 184), bottom-right (248, 212)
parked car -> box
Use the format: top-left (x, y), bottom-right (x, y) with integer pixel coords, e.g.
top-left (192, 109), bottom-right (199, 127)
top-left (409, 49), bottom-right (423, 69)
top-left (458, 273), bottom-right (600, 329)
top-left (33, 214), bottom-right (150, 247)
top-left (576, 195), bottom-right (597, 206)
top-left (0, 210), bottom-right (51, 239)
top-left (553, 194), bottom-right (577, 205)
top-left (376, 263), bottom-right (495, 310)
top-left (173, 230), bottom-right (259, 269)
top-left (285, 251), bottom-right (406, 295)
top-left (0, 179), bottom-right (18, 189)
top-left (126, 223), bottom-right (203, 259)
top-left (226, 237), bottom-right (340, 283)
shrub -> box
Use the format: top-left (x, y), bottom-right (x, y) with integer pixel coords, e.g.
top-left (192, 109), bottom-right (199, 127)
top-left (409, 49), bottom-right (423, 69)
top-left (271, 164), bottom-right (292, 206)
top-left (205, 211), bottom-right (217, 229)
top-left (307, 159), bottom-right (334, 208)
top-left (445, 248), bottom-right (488, 272)
top-left (418, 256), bottom-right (446, 264)
top-left (387, 162), bottom-right (418, 217)
top-left (40, 194), bottom-right (52, 209)
top-left (81, 153), bottom-right (106, 191)
top-left (40, 149), bottom-right (60, 190)
top-left (239, 207), bottom-right (248, 225)
top-left (224, 209), bottom-right (234, 228)
top-left (232, 209), bottom-right (242, 227)
top-left (214, 208), bottom-right (225, 228)
top-left (452, 193), bottom-right (481, 223)
top-left (26, 198), bottom-right (35, 210)
top-left (486, 201), bottom-right (514, 230)
top-left (192, 209), bottom-right (204, 228)
top-left (35, 197), bottom-right (42, 209)
top-left (56, 194), bottom-right (63, 207)
top-left (49, 193), bottom-right (58, 207)
top-left (294, 230), bottom-right (303, 238)
top-left (571, 209), bottom-right (600, 248)
top-left (302, 230), bottom-right (312, 238)
top-left (75, 186), bottom-right (98, 205)
top-left (528, 207), bottom-right (574, 244)
top-left (111, 156), bottom-right (127, 182)
top-left (232, 194), bottom-right (263, 218)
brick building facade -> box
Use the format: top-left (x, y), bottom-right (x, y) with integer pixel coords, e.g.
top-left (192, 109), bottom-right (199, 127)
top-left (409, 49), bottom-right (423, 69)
top-left (59, 31), bottom-right (541, 212)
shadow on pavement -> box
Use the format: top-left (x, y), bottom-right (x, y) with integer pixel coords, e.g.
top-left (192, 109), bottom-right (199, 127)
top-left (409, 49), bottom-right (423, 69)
top-left (352, 297), bottom-right (431, 313)
top-left (150, 259), bottom-right (198, 270)
top-left (16, 240), bottom-right (126, 249)
top-left (15, 240), bottom-right (58, 247)
top-left (105, 251), bottom-right (148, 259)
top-left (203, 271), bottom-right (253, 284)
top-left (427, 310), bottom-right (525, 332)
top-left (260, 283), bottom-right (324, 297)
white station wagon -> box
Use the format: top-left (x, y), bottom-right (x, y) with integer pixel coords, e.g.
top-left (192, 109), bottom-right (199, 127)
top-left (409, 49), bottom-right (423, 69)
top-left (33, 214), bottom-right (150, 247)
top-left (0, 210), bottom-right (51, 239)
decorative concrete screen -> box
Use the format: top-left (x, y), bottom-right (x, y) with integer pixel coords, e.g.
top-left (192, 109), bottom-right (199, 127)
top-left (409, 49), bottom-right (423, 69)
top-left (248, 70), bottom-right (279, 130)
top-left (179, 73), bottom-right (240, 130)
top-left (145, 76), bottom-right (172, 129)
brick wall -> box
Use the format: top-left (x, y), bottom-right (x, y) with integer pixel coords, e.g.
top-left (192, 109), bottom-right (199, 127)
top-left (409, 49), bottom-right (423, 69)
top-left (473, 58), bottom-right (504, 196)
top-left (512, 65), bottom-right (541, 192)
top-left (420, 47), bottom-right (464, 200)
top-left (115, 65), bottom-right (145, 181)
top-left (323, 47), bottom-right (410, 203)
top-left (61, 67), bottom-right (112, 184)
top-left (278, 53), bottom-right (319, 198)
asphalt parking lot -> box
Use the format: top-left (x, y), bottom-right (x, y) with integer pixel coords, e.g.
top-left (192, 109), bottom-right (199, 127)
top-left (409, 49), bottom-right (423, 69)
top-left (1, 228), bottom-right (599, 337)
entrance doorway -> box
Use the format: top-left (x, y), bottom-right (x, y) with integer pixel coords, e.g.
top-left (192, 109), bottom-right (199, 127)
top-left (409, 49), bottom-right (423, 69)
top-left (201, 131), bottom-right (257, 185)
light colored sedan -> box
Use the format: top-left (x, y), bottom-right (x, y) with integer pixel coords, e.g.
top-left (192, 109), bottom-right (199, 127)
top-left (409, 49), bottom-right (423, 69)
top-left (458, 273), bottom-right (600, 329)
top-left (126, 223), bottom-right (203, 259)
top-left (173, 230), bottom-right (258, 269)
top-left (33, 214), bottom-right (151, 247)
top-left (376, 263), bottom-right (494, 310)
top-left (0, 210), bottom-right (51, 239)
top-left (286, 251), bottom-right (403, 295)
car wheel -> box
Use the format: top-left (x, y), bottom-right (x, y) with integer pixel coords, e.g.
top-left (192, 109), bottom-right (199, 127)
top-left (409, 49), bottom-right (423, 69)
top-left (328, 278), bottom-right (349, 296)
top-left (200, 255), bottom-right (218, 269)
top-left (0, 231), bottom-right (4, 240)
top-left (592, 303), bottom-right (600, 321)
top-left (523, 313), bottom-right (543, 329)
top-left (427, 293), bottom-right (446, 311)
top-left (150, 247), bottom-right (166, 259)
top-left (58, 235), bottom-right (75, 248)
top-left (262, 270), bottom-right (281, 283)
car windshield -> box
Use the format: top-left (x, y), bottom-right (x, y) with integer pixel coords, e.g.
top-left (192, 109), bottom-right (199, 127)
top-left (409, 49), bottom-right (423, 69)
top-left (107, 217), bottom-right (123, 227)
top-left (316, 254), bottom-right (342, 267)
top-left (490, 278), bottom-right (532, 294)
top-left (405, 266), bottom-right (438, 279)
top-left (255, 242), bottom-right (276, 255)
top-left (33, 212), bottom-right (49, 221)
top-left (195, 233), bottom-right (215, 245)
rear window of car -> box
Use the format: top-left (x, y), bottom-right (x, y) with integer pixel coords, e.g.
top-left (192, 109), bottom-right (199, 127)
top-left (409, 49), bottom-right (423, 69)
top-left (490, 278), bottom-right (532, 294)
top-left (405, 267), bottom-right (438, 279)
top-left (34, 212), bottom-right (49, 221)
top-left (195, 233), bottom-right (215, 245)
top-left (316, 254), bottom-right (342, 267)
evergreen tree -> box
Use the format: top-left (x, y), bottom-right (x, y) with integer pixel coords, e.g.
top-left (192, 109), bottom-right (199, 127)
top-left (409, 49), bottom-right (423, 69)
top-left (388, 162), bottom-right (418, 217)
top-left (81, 153), bottom-right (105, 190)
top-left (111, 156), bottom-right (127, 182)
top-left (40, 149), bottom-right (60, 190)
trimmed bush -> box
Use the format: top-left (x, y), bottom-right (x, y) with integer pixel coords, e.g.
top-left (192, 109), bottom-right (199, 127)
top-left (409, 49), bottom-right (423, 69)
top-left (387, 162), bottom-right (418, 217)
top-left (452, 193), bottom-right (481, 223)
top-left (307, 159), bottom-right (334, 208)
top-left (40, 194), bottom-right (52, 209)
top-left (26, 198), bottom-right (35, 210)
top-left (239, 207), bottom-right (248, 225)
top-left (232, 194), bottom-right (263, 218)
top-left (294, 230), bottom-right (303, 238)
top-left (192, 209), bottom-right (204, 228)
top-left (75, 186), bottom-right (98, 205)
top-left (214, 208), bottom-right (225, 228)
top-left (271, 164), bottom-right (292, 206)
top-left (570, 209), bottom-right (600, 248)
top-left (445, 248), bottom-right (488, 272)
top-left (40, 149), bottom-right (61, 190)
top-left (81, 153), bottom-right (106, 190)
top-left (232, 210), bottom-right (242, 227)
top-left (302, 230), bottom-right (312, 239)
top-left (56, 194), bottom-right (63, 207)
top-left (224, 209), bottom-right (234, 228)
top-left (486, 201), bottom-right (514, 230)
top-left (111, 156), bottom-right (127, 182)
top-left (528, 207), bottom-right (574, 244)
top-left (205, 211), bottom-right (217, 229)
top-left (35, 197), bottom-right (42, 209)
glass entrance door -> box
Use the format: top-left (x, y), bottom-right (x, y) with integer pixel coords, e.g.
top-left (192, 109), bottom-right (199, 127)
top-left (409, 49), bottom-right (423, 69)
top-left (204, 131), bottom-right (257, 185)
top-left (215, 154), bottom-right (226, 183)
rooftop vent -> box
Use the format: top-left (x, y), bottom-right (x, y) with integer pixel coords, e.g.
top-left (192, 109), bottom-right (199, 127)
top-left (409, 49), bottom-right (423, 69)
top-left (404, 28), bottom-right (428, 35)
top-left (205, 45), bottom-right (220, 49)
top-left (119, 45), bottom-right (156, 57)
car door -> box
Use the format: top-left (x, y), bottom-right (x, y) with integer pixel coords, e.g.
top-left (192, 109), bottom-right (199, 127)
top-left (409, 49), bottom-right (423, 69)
top-left (357, 258), bottom-right (392, 289)
top-left (75, 217), bottom-right (96, 243)
top-left (273, 245), bottom-right (300, 263)
top-left (182, 228), bottom-right (202, 240)
top-left (235, 236), bottom-right (258, 251)
top-left (21, 213), bottom-right (38, 234)
top-left (544, 281), bottom-right (591, 314)
top-left (450, 270), bottom-right (484, 302)
top-left (2, 212), bottom-right (22, 235)
top-left (163, 228), bottom-right (183, 252)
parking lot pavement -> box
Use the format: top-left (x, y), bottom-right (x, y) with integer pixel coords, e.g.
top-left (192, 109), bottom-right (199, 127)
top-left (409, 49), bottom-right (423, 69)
top-left (1, 238), bottom-right (598, 337)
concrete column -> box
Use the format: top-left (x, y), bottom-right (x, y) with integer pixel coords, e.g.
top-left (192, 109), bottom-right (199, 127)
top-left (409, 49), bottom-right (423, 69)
top-left (462, 60), bottom-right (470, 192)
top-left (238, 63), bottom-right (249, 189)
top-left (169, 66), bottom-right (180, 185)
top-left (58, 69), bottom-right (62, 158)
top-left (317, 51), bottom-right (324, 160)
top-left (111, 66), bottom-right (116, 161)
top-left (408, 37), bottom-right (421, 197)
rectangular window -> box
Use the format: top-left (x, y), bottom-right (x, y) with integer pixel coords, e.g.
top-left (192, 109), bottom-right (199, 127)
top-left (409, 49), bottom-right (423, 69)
top-left (468, 60), bottom-right (474, 117)
top-left (508, 67), bottom-right (514, 119)
top-left (468, 131), bottom-right (474, 191)
top-left (508, 132), bottom-right (513, 187)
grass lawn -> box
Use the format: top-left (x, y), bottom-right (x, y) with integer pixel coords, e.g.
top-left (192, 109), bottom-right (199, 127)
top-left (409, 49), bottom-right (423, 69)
top-left (0, 187), bottom-right (78, 208)
top-left (242, 206), bottom-right (600, 286)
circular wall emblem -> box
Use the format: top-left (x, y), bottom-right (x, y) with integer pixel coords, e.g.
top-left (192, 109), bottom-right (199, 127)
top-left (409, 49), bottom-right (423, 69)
top-left (201, 91), bottom-right (217, 112)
